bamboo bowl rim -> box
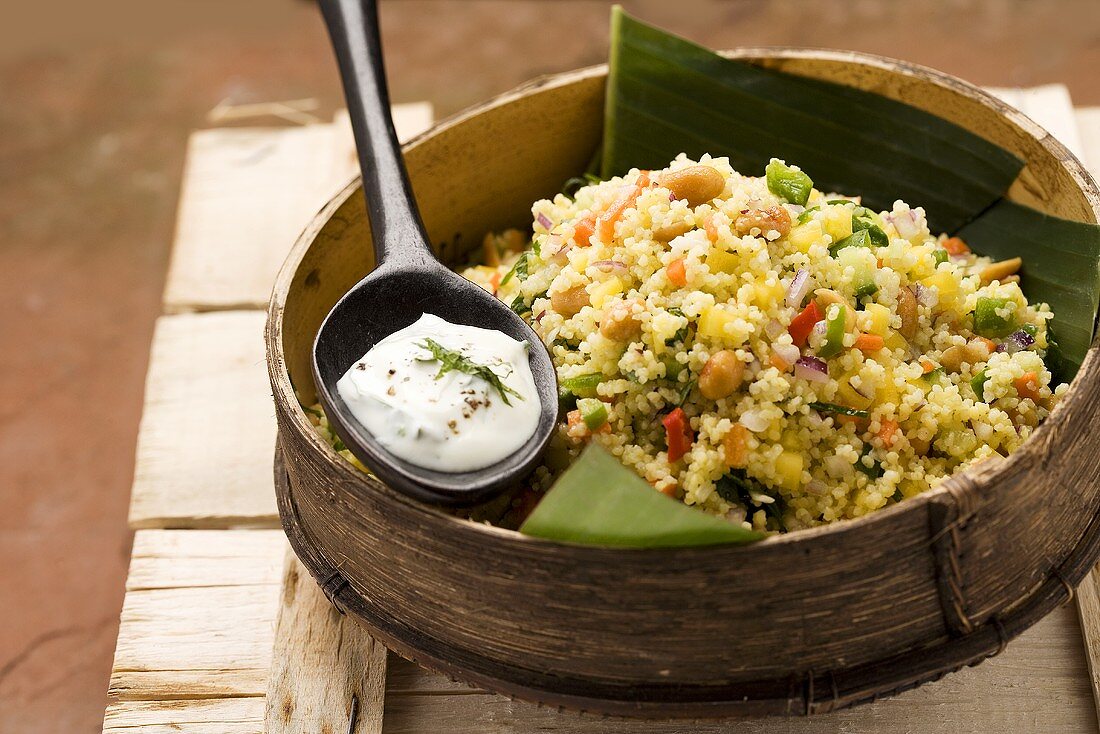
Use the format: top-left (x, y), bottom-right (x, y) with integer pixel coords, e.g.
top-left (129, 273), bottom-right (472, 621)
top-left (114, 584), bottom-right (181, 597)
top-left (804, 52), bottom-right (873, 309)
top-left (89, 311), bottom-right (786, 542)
top-left (268, 47), bottom-right (1100, 559)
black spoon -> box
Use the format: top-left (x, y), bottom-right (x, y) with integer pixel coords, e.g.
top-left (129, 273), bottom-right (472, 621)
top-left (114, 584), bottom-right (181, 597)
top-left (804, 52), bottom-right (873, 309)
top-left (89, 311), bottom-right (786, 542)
top-left (311, 0), bottom-right (559, 506)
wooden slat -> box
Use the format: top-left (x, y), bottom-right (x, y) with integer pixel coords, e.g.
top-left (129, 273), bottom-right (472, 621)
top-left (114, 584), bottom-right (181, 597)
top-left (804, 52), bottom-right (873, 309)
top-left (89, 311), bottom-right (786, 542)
top-left (104, 698), bottom-right (265, 734)
top-left (265, 552), bottom-right (388, 734)
top-left (163, 104), bottom-right (432, 313)
top-left (108, 530), bottom-right (285, 704)
top-left (128, 311), bottom-right (278, 529)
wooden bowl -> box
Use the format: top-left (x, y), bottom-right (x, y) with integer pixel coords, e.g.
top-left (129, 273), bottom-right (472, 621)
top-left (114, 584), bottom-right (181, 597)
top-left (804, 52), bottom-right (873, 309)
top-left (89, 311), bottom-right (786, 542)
top-left (266, 49), bottom-right (1100, 717)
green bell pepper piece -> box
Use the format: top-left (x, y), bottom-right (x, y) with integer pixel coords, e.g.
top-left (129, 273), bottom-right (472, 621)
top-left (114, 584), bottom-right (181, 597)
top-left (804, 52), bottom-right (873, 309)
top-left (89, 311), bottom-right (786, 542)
top-left (561, 373), bottom-right (602, 399)
top-left (973, 297), bottom-right (1017, 338)
top-left (766, 159), bottom-right (813, 206)
top-left (817, 304), bottom-right (847, 358)
top-left (971, 369), bottom-right (990, 401)
top-left (577, 398), bottom-right (608, 431)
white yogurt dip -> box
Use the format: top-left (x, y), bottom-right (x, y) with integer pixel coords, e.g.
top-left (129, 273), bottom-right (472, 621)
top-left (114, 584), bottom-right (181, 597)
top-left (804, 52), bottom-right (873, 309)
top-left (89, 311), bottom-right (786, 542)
top-left (336, 313), bottom-right (540, 472)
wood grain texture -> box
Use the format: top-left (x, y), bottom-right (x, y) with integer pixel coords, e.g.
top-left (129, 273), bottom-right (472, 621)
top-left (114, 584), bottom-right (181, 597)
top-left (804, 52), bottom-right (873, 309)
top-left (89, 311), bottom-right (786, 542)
top-left (268, 59), bottom-right (1100, 716)
top-left (103, 698), bottom-right (265, 734)
top-left (265, 550), bottom-right (388, 734)
top-left (129, 311), bottom-right (278, 529)
top-left (163, 104), bottom-right (432, 313)
top-left (107, 530), bottom-right (285, 704)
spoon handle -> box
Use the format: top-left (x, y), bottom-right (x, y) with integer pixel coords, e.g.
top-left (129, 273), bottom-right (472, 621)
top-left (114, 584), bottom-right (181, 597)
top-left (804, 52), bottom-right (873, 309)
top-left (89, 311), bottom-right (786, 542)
top-left (319, 0), bottom-right (434, 267)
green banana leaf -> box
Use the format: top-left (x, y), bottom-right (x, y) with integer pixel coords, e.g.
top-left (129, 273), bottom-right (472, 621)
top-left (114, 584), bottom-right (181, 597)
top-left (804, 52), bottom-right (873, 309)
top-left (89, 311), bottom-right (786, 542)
top-left (603, 7), bottom-right (1022, 235)
top-left (520, 444), bottom-right (764, 547)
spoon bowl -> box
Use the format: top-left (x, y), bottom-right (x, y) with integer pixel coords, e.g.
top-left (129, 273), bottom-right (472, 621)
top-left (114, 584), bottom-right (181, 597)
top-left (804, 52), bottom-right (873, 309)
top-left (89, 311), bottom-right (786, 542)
top-left (311, 0), bottom-right (559, 505)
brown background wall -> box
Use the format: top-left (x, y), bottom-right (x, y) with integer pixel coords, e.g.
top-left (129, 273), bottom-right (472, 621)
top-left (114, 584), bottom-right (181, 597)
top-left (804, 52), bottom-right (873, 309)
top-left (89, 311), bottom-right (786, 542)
top-left (1, 1), bottom-right (1098, 731)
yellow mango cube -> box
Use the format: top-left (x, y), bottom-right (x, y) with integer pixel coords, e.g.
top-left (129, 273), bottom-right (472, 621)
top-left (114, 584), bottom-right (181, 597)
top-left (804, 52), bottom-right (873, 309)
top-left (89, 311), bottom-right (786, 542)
top-left (823, 206), bottom-right (853, 242)
top-left (863, 303), bottom-right (891, 336)
top-left (753, 280), bottom-right (785, 309)
top-left (705, 248), bottom-right (739, 275)
top-left (775, 450), bottom-right (804, 491)
top-left (699, 305), bottom-right (738, 340)
top-left (884, 332), bottom-right (907, 352)
top-left (788, 220), bottom-right (823, 253)
top-left (590, 276), bottom-right (623, 308)
top-left (921, 271), bottom-right (959, 302)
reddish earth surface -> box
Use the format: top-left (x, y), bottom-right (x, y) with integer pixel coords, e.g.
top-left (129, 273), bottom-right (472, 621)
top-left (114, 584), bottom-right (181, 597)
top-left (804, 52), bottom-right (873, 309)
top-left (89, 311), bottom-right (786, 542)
top-left (1, 1), bottom-right (1097, 731)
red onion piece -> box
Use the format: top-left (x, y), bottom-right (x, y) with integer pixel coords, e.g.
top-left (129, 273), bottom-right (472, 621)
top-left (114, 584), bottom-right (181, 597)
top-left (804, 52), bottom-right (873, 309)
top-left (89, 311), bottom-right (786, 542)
top-left (786, 269), bottom-right (812, 308)
top-left (536, 212), bottom-right (553, 230)
top-left (739, 409), bottom-right (770, 433)
top-left (794, 356), bottom-right (829, 383)
top-left (913, 283), bottom-right (938, 308)
top-left (999, 329), bottom-right (1035, 354)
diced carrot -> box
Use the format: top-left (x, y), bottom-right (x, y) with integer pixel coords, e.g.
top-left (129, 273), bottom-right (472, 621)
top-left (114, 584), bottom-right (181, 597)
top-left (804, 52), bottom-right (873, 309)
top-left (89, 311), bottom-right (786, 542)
top-left (877, 419), bottom-right (899, 448)
top-left (1014, 372), bottom-right (1041, 401)
top-left (722, 424), bottom-right (750, 468)
top-left (662, 407), bottom-right (693, 463)
top-left (597, 185), bottom-right (642, 243)
top-left (853, 333), bottom-right (885, 353)
top-left (666, 258), bottom-right (687, 287)
top-left (658, 483), bottom-right (678, 497)
top-left (770, 352), bottom-right (791, 371)
top-left (567, 409), bottom-right (583, 430)
top-left (978, 337), bottom-right (997, 354)
top-left (637, 171), bottom-right (651, 187)
top-left (943, 236), bottom-right (970, 256)
top-left (573, 214), bottom-right (597, 247)
top-left (489, 271), bottom-right (502, 294)
top-left (703, 214), bottom-right (719, 243)
top-left (788, 301), bottom-right (822, 347)
top-left (920, 358), bottom-right (937, 374)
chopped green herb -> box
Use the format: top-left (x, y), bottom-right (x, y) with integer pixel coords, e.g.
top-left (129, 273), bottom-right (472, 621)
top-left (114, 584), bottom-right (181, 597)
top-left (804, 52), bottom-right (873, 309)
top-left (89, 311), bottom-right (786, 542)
top-left (766, 159), bottom-right (813, 206)
top-left (662, 355), bottom-right (685, 379)
top-left (891, 488), bottom-right (905, 503)
top-left (417, 338), bottom-right (523, 406)
top-left (1021, 323), bottom-right (1038, 337)
top-left (855, 446), bottom-right (883, 479)
top-left (509, 295), bottom-right (532, 317)
top-left (973, 296), bottom-right (1016, 338)
top-left (971, 369), bottom-right (990, 401)
top-left (500, 252), bottom-right (530, 286)
top-left (826, 199), bottom-right (853, 206)
top-left (332, 435), bottom-right (347, 452)
top-left (665, 307), bottom-right (691, 345)
top-left (808, 402), bottom-right (869, 419)
top-left (852, 217), bottom-right (889, 248)
top-left (715, 470), bottom-right (785, 526)
top-left (677, 378), bottom-right (696, 407)
top-left (932, 248), bottom-right (949, 266)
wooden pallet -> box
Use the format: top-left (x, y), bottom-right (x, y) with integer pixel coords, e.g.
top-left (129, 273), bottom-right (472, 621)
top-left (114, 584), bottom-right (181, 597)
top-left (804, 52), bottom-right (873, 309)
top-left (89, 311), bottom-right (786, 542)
top-left (104, 91), bottom-right (1100, 733)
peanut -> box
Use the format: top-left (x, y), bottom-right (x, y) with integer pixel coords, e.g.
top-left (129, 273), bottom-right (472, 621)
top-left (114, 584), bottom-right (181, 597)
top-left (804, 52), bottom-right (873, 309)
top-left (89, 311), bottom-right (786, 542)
top-left (652, 219), bottom-right (694, 242)
top-left (979, 257), bottom-right (1022, 285)
top-left (897, 286), bottom-right (918, 340)
top-left (699, 350), bottom-right (745, 400)
top-left (599, 299), bottom-right (642, 341)
top-left (660, 165), bottom-right (725, 207)
top-left (551, 285), bottom-right (589, 317)
top-left (734, 206), bottom-right (792, 238)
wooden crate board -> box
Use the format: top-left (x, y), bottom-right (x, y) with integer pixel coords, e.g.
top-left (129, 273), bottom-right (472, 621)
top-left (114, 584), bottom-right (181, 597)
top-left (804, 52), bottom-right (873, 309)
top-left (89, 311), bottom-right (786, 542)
top-left (162, 104), bottom-right (432, 313)
top-left (128, 311), bottom-right (279, 529)
top-left (106, 93), bottom-right (1100, 732)
top-left (105, 530), bottom-right (1098, 733)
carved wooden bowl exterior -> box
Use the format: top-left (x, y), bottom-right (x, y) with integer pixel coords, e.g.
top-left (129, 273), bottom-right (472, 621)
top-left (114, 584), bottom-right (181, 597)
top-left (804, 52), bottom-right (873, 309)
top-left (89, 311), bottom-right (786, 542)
top-left (266, 50), bottom-right (1100, 717)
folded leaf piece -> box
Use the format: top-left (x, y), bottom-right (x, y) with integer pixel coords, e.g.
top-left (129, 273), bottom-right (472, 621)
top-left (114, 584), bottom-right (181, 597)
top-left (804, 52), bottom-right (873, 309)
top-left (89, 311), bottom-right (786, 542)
top-left (520, 444), bottom-right (764, 547)
top-left (603, 7), bottom-right (1023, 235)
